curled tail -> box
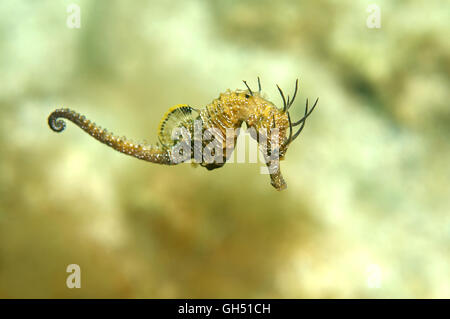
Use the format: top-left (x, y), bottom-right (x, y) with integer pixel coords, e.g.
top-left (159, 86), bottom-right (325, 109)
top-left (48, 108), bottom-right (174, 165)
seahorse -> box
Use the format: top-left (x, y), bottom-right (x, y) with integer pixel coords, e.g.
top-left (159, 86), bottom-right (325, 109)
top-left (48, 78), bottom-right (318, 190)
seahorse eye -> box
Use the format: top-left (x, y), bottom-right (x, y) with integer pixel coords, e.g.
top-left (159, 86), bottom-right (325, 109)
top-left (245, 94), bottom-right (250, 99)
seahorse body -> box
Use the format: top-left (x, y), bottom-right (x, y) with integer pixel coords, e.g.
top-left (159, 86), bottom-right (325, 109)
top-left (48, 80), bottom-right (317, 190)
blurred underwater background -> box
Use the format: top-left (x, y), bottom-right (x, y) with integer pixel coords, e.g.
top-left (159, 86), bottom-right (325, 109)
top-left (0, 0), bottom-right (449, 298)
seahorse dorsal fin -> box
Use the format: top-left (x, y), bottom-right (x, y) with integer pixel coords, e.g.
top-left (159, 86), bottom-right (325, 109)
top-left (157, 104), bottom-right (199, 147)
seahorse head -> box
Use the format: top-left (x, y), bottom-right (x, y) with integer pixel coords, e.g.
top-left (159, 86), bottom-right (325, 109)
top-left (238, 79), bottom-right (318, 161)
